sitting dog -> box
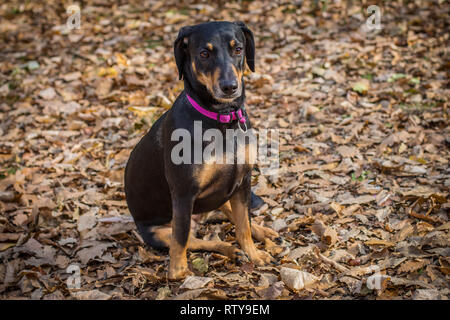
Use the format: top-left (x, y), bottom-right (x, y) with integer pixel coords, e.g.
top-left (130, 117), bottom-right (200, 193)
top-left (125, 21), bottom-right (278, 280)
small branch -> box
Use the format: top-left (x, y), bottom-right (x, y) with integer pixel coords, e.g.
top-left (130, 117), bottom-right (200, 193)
top-left (314, 246), bottom-right (349, 273)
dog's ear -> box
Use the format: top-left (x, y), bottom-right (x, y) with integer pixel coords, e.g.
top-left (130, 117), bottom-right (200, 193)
top-left (233, 21), bottom-right (255, 72)
top-left (174, 26), bottom-right (193, 80)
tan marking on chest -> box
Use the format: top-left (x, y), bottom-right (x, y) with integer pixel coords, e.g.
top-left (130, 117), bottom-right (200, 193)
top-left (194, 164), bottom-right (220, 189)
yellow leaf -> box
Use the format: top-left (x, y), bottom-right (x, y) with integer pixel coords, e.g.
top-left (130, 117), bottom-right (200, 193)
top-left (365, 239), bottom-right (395, 247)
top-left (115, 53), bottom-right (129, 67)
top-left (0, 243), bottom-right (16, 251)
top-left (128, 106), bottom-right (162, 118)
top-left (98, 67), bottom-right (118, 78)
top-left (409, 155), bottom-right (427, 165)
top-left (398, 143), bottom-right (407, 154)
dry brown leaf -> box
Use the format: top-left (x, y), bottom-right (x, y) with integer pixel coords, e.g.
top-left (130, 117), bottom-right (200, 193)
top-left (180, 276), bottom-right (213, 290)
top-left (279, 267), bottom-right (318, 291)
top-left (365, 239), bottom-right (395, 247)
top-left (71, 290), bottom-right (111, 300)
top-left (311, 219), bottom-right (338, 246)
top-left (397, 259), bottom-right (429, 274)
top-left (264, 238), bottom-right (283, 256)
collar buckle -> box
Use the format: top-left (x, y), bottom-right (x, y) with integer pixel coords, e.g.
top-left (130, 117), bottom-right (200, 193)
top-left (217, 109), bottom-right (233, 123)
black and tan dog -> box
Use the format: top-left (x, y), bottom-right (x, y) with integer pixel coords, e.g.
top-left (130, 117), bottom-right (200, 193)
top-left (124, 21), bottom-right (279, 280)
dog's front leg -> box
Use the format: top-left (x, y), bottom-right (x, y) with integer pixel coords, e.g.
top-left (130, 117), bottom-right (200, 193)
top-left (169, 195), bottom-right (194, 280)
top-left (230, 177), bottom-right (274, 266)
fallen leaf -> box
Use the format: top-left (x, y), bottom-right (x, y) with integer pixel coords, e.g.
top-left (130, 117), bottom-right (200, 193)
top-left (336, 145), bottom-right (359, 158)
top-left (155, 286), bottom-right (172, 300)
top-left (191, 257), bottom-right (208, 274)
top-left (311, 219), bottom-right (338, 246)
top-left (365, 239), bottom-right (395, 247)
top-left (71, 290), bottom-right (111, 300)
top-left (76, 243), bottom-right (112, 265)
top-left (38, 87), bottom-right (56, 100)
top-left (413, 289), bottom-right (441, 300)
top-left (77, 211), bottom-right (97, 232)
top-left (397, 259), bottom-right (429, 273)
top-left (279, 267), bottom-right (318, 291)
top-left (352, 79), bottom-right (370, 94)
top-left (180, 276), bottom-right (213, 290)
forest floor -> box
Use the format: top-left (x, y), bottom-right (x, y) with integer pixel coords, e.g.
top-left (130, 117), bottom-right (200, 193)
top-left (0, 0), bottom-right (448, 300)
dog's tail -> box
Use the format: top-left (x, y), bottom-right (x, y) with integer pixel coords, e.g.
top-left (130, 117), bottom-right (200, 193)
top-left (135, 221), bottom-right (169, 249)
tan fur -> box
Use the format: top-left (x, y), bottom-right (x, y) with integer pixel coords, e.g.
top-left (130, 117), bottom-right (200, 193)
top-left (231, 65), bottom-right (243, 95)
top-left (195, 67), bottom-right (219, 97)
top-left (151, 223), bottom-right (241, 280)
top-left (222, 199), bottom-right (273, 266)
top-left (206, 42), bottom-right (213, 51)
top-left (192, 60), bottom-right (243, 103)
top-left (229, 198), bottom-right (258, 255)
top-left (169, 225), bottom-right (188, 280)
top-left (195, 164), bottom-right (219, 189)
top-left (214, 95), bottom-right (237, 103)
top-left (220, 201), bottom-right (279, 241)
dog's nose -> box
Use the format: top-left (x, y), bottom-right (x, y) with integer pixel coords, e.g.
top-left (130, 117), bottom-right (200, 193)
top-left (219, 80), bottom-right (238, 95)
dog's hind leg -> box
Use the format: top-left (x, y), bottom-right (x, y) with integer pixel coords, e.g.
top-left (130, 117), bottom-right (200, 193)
top-left (135, 222), bottom-right (172, 249)
top-left (220, 201), bottom-right (279, 242)
top-left (188, 236), bottom-right (246, 262)
top-left (250, 192), bottom-right (265, 211)
top-left (136, 221), bottom-right (246, 278)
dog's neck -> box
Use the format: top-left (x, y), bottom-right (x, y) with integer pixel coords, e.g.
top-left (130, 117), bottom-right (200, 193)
top-left (183, 78), bottom-right (245, 112)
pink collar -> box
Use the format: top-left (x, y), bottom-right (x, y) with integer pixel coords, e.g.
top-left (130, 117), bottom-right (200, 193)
top-left (186, 94), bottom-right (246, 124)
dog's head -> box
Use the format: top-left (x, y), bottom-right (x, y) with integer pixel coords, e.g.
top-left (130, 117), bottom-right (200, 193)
top-left (174, 21), bottom-right (255, 103)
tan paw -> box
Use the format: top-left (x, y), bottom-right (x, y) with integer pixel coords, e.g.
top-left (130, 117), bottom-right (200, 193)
top-left (251, 224), bottom-right (280, 242)
top-left (168, 264), bottom-right (192, 281)
top-left (248, 249), bottom-right (274, 266)
top-left (218, 245), bottom-right (248, 264)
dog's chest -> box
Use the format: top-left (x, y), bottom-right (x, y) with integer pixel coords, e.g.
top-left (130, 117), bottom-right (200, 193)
top-left (202, 138), bottom-right (257, 165)
top-left (195, 140), bottom-right (255, 200)
top-left (194, 162), bottom-right (250, 208)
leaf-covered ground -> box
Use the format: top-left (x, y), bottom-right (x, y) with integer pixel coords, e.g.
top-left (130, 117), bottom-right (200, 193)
top-left (0, 0), bottom-right (448, 300)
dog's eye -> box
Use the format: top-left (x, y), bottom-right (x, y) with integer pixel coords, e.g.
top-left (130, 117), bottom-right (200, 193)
top-left (234, 47), bottom-right (243, 55)
top-left (200, 50), bottom-right (209, 59)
